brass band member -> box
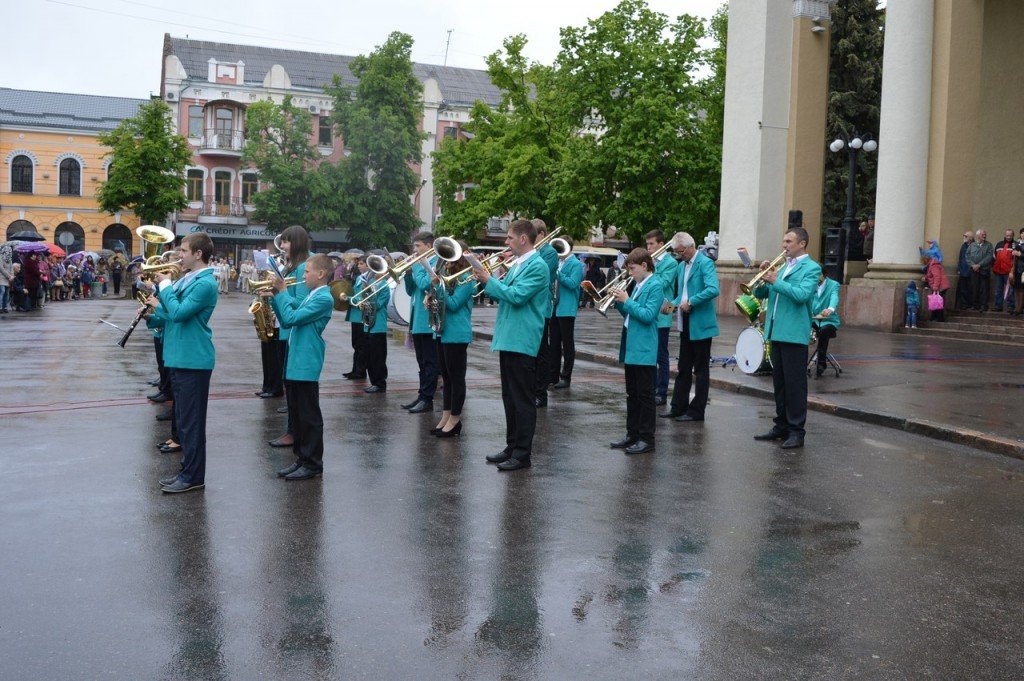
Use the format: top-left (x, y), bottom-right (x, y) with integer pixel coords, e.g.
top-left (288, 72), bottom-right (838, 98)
top-left (811, 272), bottom-right (841, 378)
top-left (646, 229), bottom-right (679, 406)
top-left (362, 258), bottom-right (391, 394)
top-left (342, 257), bottom-right (370, 380)
top-left (428, 240), bottom-right (473, 437)
top-left (268, 226), bottom-right (311, 449)
top-left (752, 227), bottom-right (821, 449)
top-left (403, 232), bottom-right (440, 414)
top-left (532, 220), bottom-right (559, 408)
top-left (549, 236), bottom-right (583, 388)
top-left (475, 219), bottom-right (551, 471)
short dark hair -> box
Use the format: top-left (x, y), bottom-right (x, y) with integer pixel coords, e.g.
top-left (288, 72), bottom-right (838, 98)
top-left (412, 231), bottom-right (435, 246)
top-left (787, 227), bottom-right (810, 247)
top-left (531, 218), bottom-right (547, 237)
top-left (182, 233), bottom-right (214, 263)
top-left (279, 225), bottom-right (311, 270)
top-left (645, 229), bottom-right (666, 244)
top-left (306, 253), bottom-right (334, 281)
top-left (625, 247), bottom-right (654, 272)
top-left (509, 219), bottom-right (538, 244)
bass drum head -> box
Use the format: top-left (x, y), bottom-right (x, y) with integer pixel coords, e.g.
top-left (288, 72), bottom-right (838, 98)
top-left (735, 327), bottom-right (771, 375)
top-left (387, 278), bottom-right (411, 326)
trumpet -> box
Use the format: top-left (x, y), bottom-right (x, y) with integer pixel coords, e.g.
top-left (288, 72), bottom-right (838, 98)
top-left (584, 241), bottom-right (671, 317)
top-left (442, 226), bottom-right (565, 293)
top-left (350, 237), bottom-right (463, 307)
top-left (740, 251), bottom-right (786, 295)
top-left (249, 276), bottom-right (297, 292)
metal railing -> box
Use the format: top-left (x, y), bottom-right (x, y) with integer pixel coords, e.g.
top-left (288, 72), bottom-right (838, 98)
top-left (200, 128), bottom-right (245, 153)
top-left (201, 195), bottom-right (245, 217)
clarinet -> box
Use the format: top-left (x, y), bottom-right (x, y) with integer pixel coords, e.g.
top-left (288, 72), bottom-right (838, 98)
top-left (116, 301), bottom-right (152, 348)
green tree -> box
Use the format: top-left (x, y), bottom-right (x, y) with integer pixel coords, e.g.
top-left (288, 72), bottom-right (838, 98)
top-left (823, 1), bottom-right (885, 231)
top-left (97, 99), bottom-right (191, 225)
top-left (548, 0), bottom-right (721, 244)
top-left (433, 35), bottom-right (573, 241)
top-left (326, 31), bottom-right (424, 249)
top-left (241, 95), bottom-right (320, 231)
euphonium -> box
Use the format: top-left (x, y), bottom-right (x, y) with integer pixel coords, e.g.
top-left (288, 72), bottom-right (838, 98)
top-left (139, 256), bottom-right (183, 280)
top-left (740, 251), bottom-right (786, 295)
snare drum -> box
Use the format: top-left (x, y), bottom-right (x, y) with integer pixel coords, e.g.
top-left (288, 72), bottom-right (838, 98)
top-left (735, 327), bottom-right (772, 374)
top-left (387, 278), bottom-right (411, 326)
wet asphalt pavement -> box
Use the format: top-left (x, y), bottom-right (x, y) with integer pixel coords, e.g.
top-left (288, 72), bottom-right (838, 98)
top-left (2, 295), bottom-right (1024, 680)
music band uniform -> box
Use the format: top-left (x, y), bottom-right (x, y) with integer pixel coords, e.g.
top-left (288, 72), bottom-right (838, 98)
top-left (277, 260), bottom-right (308, 435)
top-left (363, 276), bottom-right (391, 392)
top-left (812, 276), bottom-right (841, 376)
top-left (406, 250), bottom-right (440, 409)
top-left (533, 236), bottom-right (559, 405)
top-left (549, 251), bottom-right (584, 387)
top-left (669, 249), bottom-right (719, 421)
top-left (653, 248), bottom-right (679, 403)
top-left (614, 265), bottom-right (664, 452)
top-left (433, 275), bottom-right (474, 420)
top-left (345, 271), bottom-right (369, 379)
top-left (484, 248), bottom-right (550, 466)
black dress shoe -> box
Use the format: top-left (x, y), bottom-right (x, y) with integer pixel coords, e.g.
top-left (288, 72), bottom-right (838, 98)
top-left (159, 474), bottom-right (180, 487)
top-left (407, 400), bottom-right (433, 414)
top-left (675, 414), bottom-right (703, 422)
top-left (155, 410), bottom-right (172, 422)
top-left (342, 371), bottom-right (354, 379)
top-left (284, 466), bottom-right (322, 481)
top-left (486, 449), bottom-right (512, 464)
top-left (659, 410), bottom-right (684, 419)
top-left (552, 380), bottom-right (571, 389)
top-left (400, 398), bottom-right (419, 409)
top-left (161, 479), bottom-right (204, 494)
top-left (624, 440), bottom-right (655, 455)
top-left (655, 396), bottom-right (667, 406)
top-left (276, 405), bottom-right (289, 413)
top-left (610, 436), bottom-right (638, 449)
top-left (258, 391), bottom-right (282, 399)
top-left (497, 457), bottom-right (530, 471)
top-left (159, 444), bottom-right (183, 453)
top-left (534, 397), bottom-right (547, 408)
top-left (268, 436), bottom-right (294, 448)
top-left (435, 421), bottom-right (462, 438)
top-left (149, 379), bottom-right (162, 387)
top-left (780, 434), bottom-right (805, 449)
top-left (148, 392), bottom-right (170, 403)
top-left (254, 390), bottom-right (265, 396)
top-left (277, 462), bottom-right (301, 478)
top-left (345, 373), bottom-right (367, 381)
top-left (365, 385), bottom-right (386, 394)
top-left (754, 427), bottom-right (788, 441)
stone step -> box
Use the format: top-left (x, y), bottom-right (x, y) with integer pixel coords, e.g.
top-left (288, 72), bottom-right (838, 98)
top-left (928, 320), bottom-right (1024, 334)
top-left (947, 309), bottom-right (1024, 323)
top-left (900, 326), bottom-right (1024, 346)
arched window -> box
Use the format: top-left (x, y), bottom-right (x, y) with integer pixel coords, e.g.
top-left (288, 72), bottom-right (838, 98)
top-left (54, 222), bottom-right (85, 253)
top-left (6, 219), bottom-right (36, 240)
top-left (59, 158), bottom-right (81, 196)
top-left (103, 223), bottom-right (133, 254)
top-left (11, 155), bottom-right (33, 193)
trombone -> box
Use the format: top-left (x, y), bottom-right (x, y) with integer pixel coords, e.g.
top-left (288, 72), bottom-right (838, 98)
top-left (583, 241), bottom-right (671, 317)
top-left (441, 226), bottom-right (565, 292)
top-left (348, 236), bottom-right (464, 307)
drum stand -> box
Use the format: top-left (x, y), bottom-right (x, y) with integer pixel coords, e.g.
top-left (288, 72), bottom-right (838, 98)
top-left (807, 348), bottom-right (842, 378)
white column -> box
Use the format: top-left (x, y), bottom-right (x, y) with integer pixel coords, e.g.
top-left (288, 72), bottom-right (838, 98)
top-left (717, 0), bottom-right (793, 266)
top-left (870, 0), bottom-right (934, 269)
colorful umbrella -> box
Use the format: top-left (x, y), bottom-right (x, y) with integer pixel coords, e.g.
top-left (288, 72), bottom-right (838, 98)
top-left (44, 243), bottom-right (66, 257)
top-left (14, 242), bottom-right (50, 253)
top-left (10, 230), bottom-right (45, 242)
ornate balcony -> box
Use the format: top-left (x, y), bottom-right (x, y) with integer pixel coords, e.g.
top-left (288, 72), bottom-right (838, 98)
top-left (197, 128), bottom-right (245, 157)
top-left (197, 195), bottom-right (247, 225)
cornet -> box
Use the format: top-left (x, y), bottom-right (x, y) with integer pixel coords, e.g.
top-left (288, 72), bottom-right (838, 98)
top-left (740, 251), bottom-right (786, 294)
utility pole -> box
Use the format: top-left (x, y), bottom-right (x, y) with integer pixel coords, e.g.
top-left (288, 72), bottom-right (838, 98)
top-left (443, 29), bottom-right (453, 66)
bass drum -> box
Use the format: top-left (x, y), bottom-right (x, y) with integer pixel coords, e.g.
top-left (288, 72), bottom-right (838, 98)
top-left (735, 327), bottom-right (772, 375)
top-left (387, 278), bottom-right (411, 326)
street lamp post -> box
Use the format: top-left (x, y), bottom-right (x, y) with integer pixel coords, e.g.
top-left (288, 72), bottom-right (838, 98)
top-left (825, 134), bottom-right (878, 282)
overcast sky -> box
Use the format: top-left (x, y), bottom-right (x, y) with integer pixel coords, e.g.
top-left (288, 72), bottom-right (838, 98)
top-left (4, 0), bottom-right (724, 99)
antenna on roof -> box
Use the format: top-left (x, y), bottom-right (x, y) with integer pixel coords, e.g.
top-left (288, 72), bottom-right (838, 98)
top-left (443, 29), bottom-right (453, 67)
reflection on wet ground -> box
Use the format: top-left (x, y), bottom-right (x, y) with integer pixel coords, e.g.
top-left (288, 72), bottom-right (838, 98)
top-left (2, 297), bottom-right (1023, 678)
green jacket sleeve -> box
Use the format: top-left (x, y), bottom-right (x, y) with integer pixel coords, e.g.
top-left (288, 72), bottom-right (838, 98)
top-left (158, 279), bottom-right (216, 323)
top-left (271, 288), bottom-right (333, 327)
top-left (484, 262), bottom-right (548, 306)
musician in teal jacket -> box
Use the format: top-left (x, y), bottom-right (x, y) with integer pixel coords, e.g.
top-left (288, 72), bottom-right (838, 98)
top-left (811, 272), bottom-right (841, 377)
top-left (343, 259), bottom-right (368, 380)
top-left (647, 229), bottom-right (679, 404)
top-left (430, 245), bottom-right (474, 437)
top-left (752, 227), bottom-right (822, 449)
top-left (549, 239), bottom-right (584, 388)
top-left (145, 293), bottom-right (178, 451)
top-left (267, 253), bottom-right (335, 480)
top-left (404, 232), bottom-right (440, 411)
top-left (152, 232), bottom-right (218, 494)
top-left (665, 232), bottom-right (719, 422)
top-left (268, 225), bottom-right (310, 450)
top-left (533, 220), bottom-right (559, 405)
top-left (362, 270), bottom-right (391, 393)
top-left (611, 248), bottom-right (664, 455)
top-left (476, 219), bottom-right (551, 471)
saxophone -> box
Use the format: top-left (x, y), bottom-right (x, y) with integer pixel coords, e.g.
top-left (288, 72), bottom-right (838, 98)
top-left (249, 297), bottom-right (278, 342)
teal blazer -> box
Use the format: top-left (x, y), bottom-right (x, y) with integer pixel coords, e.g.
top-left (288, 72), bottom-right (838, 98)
top-left (813, 277), bottom-right (841, 330)
top-left (405, 255), bottom-right (438, 335)
top-left (146, 299), bottom-right (166, 339)
top-left (345, 273), bottom-right (366, 324)
top-left (484, 252), bottom-right (550, 356)
top-left (553, 256), bottom-right (584, 318)
top-left (278, 261), bottom-right (308, 341)
top-left (433, 278), bottom-right (474, 344)
top-left (615, 275), bottom-right (663, 366)
top-left (654, 253), bottom-right (679, 329)
top-left (673, 252), bottom-right (720, 341)
top-left (364, 279), bottom-right (391, 334)
top-left (754, 256), bottom-right (822, 344)
top-left (157, 267), bottom-right (218, 370)
top-left (538, 243), bottom-right (558, 317)
top-left (271, 285), bottom-right (334, 382)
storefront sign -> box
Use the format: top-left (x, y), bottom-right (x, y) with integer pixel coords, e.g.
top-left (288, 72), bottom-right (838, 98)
top-left (175, 223), bottom-right (348, 243)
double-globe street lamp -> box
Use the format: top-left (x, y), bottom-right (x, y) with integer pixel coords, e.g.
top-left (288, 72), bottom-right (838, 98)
top-left (824, 134), bottom-right (878, 281)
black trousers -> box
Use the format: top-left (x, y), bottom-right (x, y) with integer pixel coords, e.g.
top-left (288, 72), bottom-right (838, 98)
top-left (770, 341), bottom-right (808, 437)
top-left (260, 340), bottom-right (283, 395)
top-left (656, 327), bottom-right (671, 399)
top-left (500, 351), bottom-right (537, 459)
top-left (625, 363), bottom-right (656, 442)
top-left (365, 332), bottom-right (388, 388)
top-left (534, 319), bottom-right (551, 397)
top-left (956, 274), bottom-right (972, 309)
top-left (411, 332), bottom-right (439, 401)
top-left (112, 273), bottom-right (122, 296)
top-left (815, 325), bottom-right (837, 367)
top-left (970, 269), bottom-right (991, 310)
top-left (276, 340), bottom-right (293, 434)
top-left (169, 368), bottom-right (212, 485)
top-left (670, 321), bottom-right (711, 419)
top-left (436, 340), bottom-right (468, 415)
top-left (349, 322), bottom-right (367, 376)
top-left (155, 336), bottom-right (171, 395)
top-left (548, 316), bottom-right (576, 384)
top-left (287, 380), bottom-right (324, 472)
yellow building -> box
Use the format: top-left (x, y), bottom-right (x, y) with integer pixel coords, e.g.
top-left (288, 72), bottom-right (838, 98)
top-left (0, 88), bottom-right (147, 253)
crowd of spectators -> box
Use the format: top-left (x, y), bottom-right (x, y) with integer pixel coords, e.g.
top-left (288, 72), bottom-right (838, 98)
top-left (0, 244), bottom-right (136, 315)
